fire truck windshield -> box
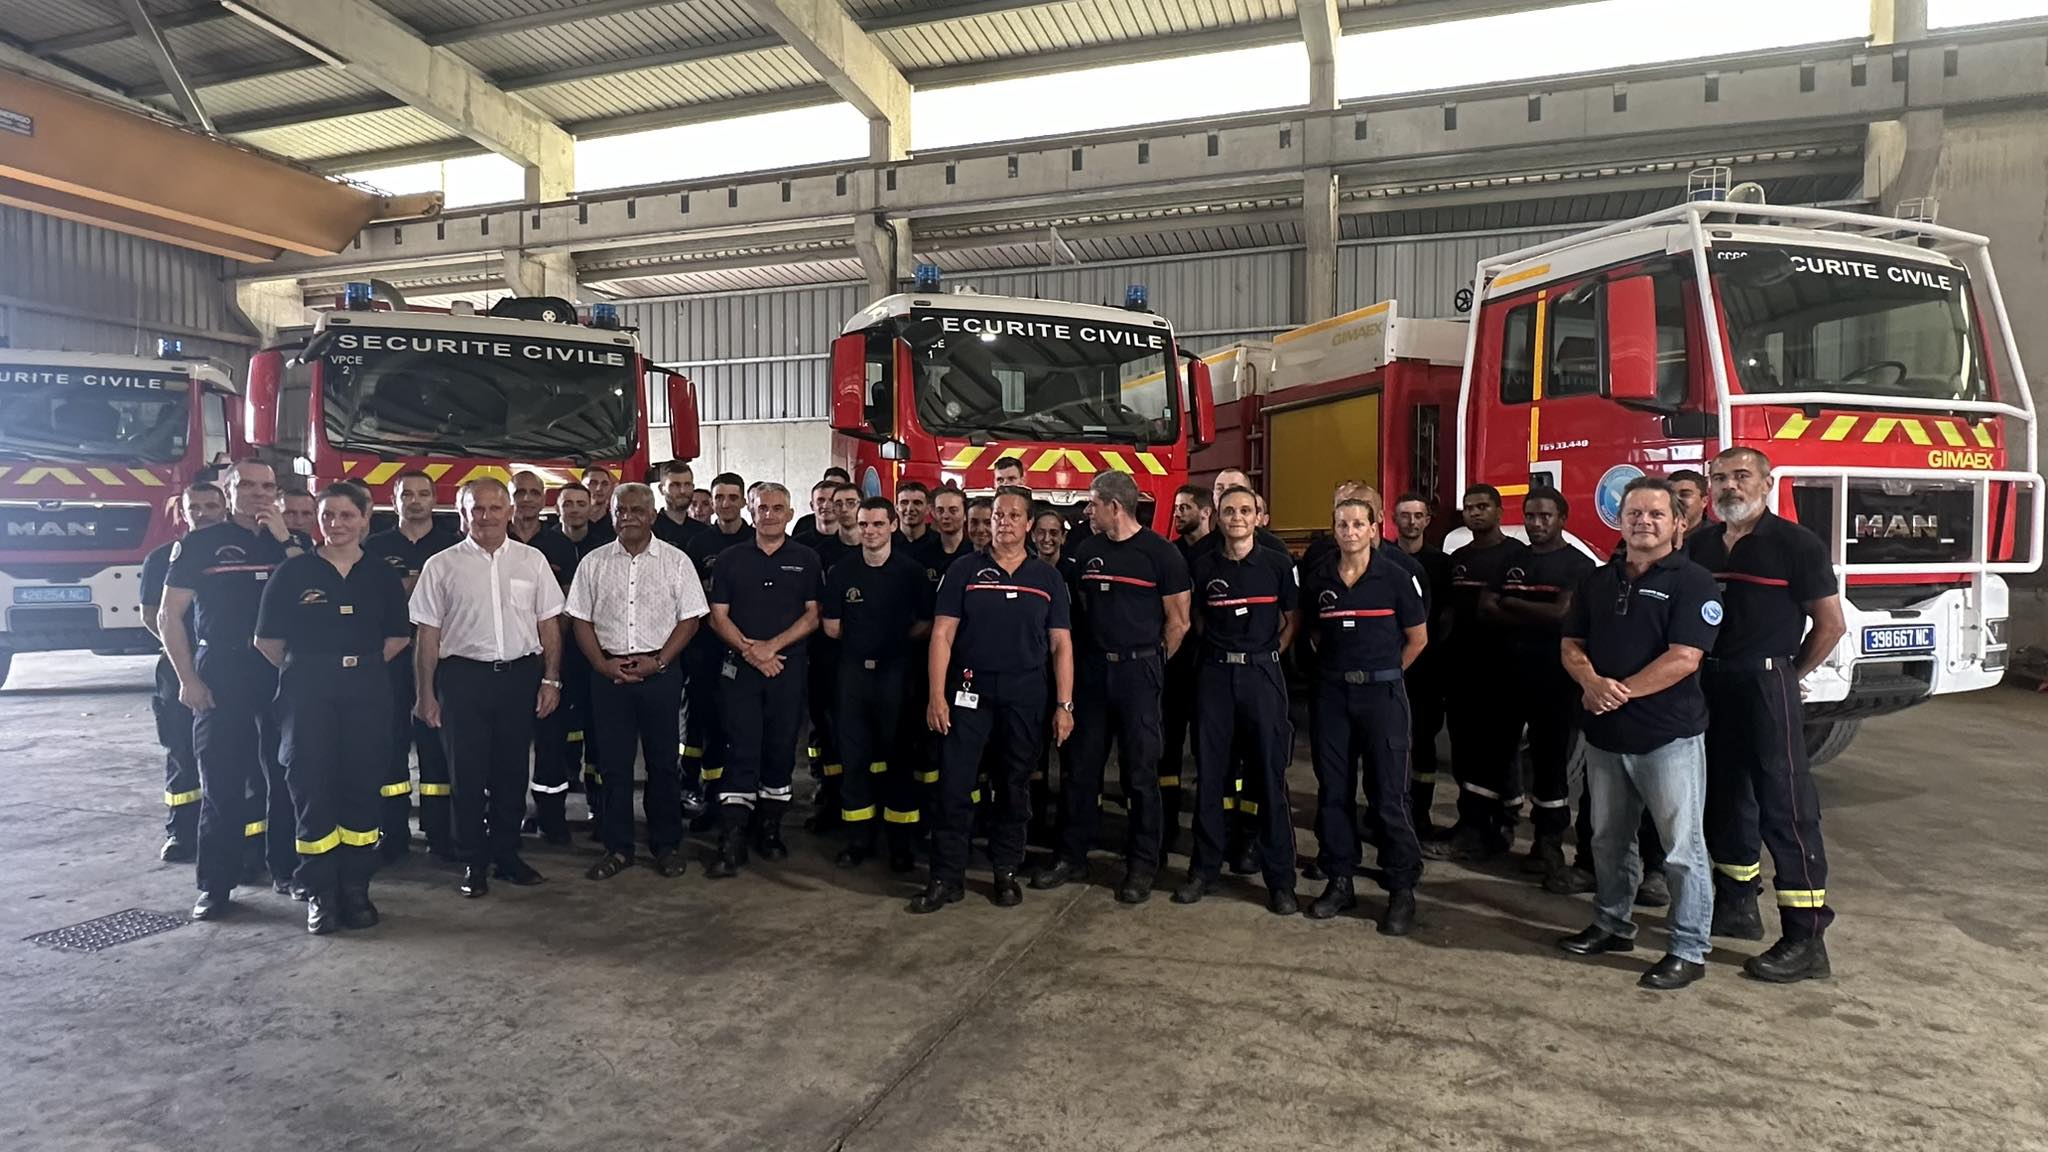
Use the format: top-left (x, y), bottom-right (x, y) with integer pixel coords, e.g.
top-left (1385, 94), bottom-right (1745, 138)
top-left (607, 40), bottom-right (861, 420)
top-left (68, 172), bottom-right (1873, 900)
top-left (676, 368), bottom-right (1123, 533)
top-left (317, 329), bottom-right (637, 459)
top-left (1714, 243), bottom-right (1988, 404)
top-left (0, 364), bottom-right (191, 463)
top-left (899, 309), bottom-right (1178, 443)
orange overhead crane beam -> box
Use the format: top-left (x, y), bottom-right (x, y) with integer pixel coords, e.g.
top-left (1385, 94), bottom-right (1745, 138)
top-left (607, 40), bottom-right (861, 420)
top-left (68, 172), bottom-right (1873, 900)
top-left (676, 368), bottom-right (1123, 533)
top-left (0, 70), bottom-right (440, 262)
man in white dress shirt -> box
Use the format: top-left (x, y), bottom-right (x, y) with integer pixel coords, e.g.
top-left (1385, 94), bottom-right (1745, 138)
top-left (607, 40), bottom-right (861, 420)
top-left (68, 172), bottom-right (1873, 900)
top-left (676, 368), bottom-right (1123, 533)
top-left (566, 483), bottom-right (710, 880)
top-left (410, 477), bottom-right (566, 898)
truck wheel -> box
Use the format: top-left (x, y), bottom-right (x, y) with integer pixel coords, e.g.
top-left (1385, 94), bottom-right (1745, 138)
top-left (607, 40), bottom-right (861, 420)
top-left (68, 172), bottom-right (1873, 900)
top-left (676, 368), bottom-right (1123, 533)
top-left (1803, 719), bottom-right (1861, 767)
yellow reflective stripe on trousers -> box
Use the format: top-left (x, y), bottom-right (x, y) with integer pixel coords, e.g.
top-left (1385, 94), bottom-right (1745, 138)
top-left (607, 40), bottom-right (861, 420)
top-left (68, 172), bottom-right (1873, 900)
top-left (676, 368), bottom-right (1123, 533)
top-left (379, 781), bottom-right (414, 798)
top-left (297, 828), bottom-right (341, 854)
top-left (869, 761), bottom-right (888, 774)
top-left (822, 763), bottom-right (844, 777)
top-left (916, 770), bottom-right (939, 784)
top-left (244, 820), bottom-right (267, 837)
top-left (164, 789), bottom-right (201, 807)
top-left (883, 808), bottom-right (920, 824)
top-left (1715, 860), bottom-right (1763, 882)
top-left (1238, 800), bottom-right (1260, 816)
top-left (419, 783), bottom-right (453, 797)
top-left (1776, 889), bottom-right (1827, 908)
top-left (339, 827), bottom-right (380, 847)
top-left (842, 805), bottom-right (877, 822)
top-left (680, 744), bottom-right (703, 758)
top-left (566, 730), bottom-right (584, 743)
top-left (1158, 775), bottom-right (1180, 788)
top-left (701, 767), bottom-right (724, 781)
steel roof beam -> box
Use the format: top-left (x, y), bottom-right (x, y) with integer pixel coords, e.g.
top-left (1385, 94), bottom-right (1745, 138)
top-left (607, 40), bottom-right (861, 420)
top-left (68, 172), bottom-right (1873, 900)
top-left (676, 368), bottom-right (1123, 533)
top-left (221, 0), bottom-right (574, 201)
top-left (115, 0), bottom-right (212, 132)
top-left (736, 0), bottom-right (910, 161)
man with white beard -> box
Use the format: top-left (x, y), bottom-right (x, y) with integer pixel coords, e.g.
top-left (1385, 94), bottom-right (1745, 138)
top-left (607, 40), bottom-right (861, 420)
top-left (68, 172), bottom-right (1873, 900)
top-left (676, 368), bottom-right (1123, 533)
top-left (1684, 447), bottom-right (1846, 984)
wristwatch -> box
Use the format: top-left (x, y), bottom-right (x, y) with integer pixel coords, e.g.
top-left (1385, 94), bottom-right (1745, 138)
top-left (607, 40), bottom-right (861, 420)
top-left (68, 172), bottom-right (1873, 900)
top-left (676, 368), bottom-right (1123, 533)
top-left (541, 678), bottom-right (563, 689)
top-left (1055, 700), bottom-right (1075, 713)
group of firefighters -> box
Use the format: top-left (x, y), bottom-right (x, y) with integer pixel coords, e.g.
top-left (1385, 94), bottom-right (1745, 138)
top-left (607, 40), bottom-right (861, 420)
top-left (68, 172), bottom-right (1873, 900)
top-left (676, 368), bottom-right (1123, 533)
top-left (138, 445), bottom-right (1842, 990)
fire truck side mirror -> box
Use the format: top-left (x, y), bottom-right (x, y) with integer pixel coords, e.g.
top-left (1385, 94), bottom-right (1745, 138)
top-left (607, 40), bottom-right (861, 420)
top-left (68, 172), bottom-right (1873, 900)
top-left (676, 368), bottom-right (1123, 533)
top-left (830, 333), bottom-right (873, 435)
top-left (665, 372), bottom-right (700, 460)
top-left (245, 349), bottom-right (281, 447)
top-left (1186, 354), bottom-right (1217, 449)
top-left (1603, 275), bottom-right (1661, 404)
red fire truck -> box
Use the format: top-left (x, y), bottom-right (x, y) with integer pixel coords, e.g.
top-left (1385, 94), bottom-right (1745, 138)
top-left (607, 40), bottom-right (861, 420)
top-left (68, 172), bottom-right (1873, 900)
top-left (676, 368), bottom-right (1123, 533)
top-left (245, 286), bottom-right (700, 511)
top-left (1199, 182), bottom-right (2042, 763)
top-left (829, 270), bottom-right (1216, 531)
top-left (0, 347), bottom-right (241, 687)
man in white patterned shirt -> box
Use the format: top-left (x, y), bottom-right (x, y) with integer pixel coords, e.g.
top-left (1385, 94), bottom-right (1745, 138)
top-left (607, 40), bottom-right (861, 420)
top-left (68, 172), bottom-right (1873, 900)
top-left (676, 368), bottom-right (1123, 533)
top-left (566, 483), bottom-right (710, 880)
top-left (410, 477), bottom-right (566, 898)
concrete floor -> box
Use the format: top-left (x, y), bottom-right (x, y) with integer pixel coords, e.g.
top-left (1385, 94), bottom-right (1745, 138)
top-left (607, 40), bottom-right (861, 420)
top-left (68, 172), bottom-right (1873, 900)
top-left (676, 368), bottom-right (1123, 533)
top-left (1, 652), bottom-right (2044, 1152)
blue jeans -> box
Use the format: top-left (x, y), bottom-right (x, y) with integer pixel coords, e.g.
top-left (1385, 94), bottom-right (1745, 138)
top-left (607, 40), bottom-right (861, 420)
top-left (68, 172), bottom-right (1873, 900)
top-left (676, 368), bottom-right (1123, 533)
top-left (1586, 735), bottom-right (1714, 963)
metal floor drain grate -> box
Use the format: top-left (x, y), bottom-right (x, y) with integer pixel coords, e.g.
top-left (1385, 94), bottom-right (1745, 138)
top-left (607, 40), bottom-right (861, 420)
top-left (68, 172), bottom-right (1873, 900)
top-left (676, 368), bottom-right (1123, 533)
top-left (26, 908), bottom-right (188, 953)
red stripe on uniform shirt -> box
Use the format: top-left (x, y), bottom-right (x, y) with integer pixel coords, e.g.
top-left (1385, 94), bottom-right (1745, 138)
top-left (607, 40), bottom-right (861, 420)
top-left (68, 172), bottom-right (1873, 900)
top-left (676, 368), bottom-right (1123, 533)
top-left (203, 563), bottom-right (278, 574)
top-left (1321, 608), bottom-right (1395, 618)
top-left (966, 582), bottom-right (1052, 601)
top-left (1082, 573), bottom-right (1159, 589)
top-left (1208, 595), bottom-right (1279, 607)
top-left (1715, 571), bottom-right (1790, 587)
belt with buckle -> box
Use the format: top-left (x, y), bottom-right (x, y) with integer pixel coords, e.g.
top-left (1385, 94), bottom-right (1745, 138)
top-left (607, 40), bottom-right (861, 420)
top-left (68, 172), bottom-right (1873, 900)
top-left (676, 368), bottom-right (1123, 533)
top-left (1209, 650), bottom-right (1279, 665)
top-left (1339, 668), bottom-right (1405, 684)
top-left (1099, 647), bottom-right (1158, 664)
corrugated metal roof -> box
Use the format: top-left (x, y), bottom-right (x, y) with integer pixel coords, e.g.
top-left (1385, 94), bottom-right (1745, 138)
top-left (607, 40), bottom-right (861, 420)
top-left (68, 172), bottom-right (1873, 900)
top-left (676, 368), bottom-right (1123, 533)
top-left (442, 3), bottom-right (768, 77)
top-left (590, 256), bottom-right (870, 299)
top-left (57, 18), bottom-right (320, 94)
top-left (517, 45), bottom-right (819, 123)
top-left (368, 0), bottom-right (599, 37)
top-left (876, 0), bottom-right (1292, 73)
top-left (194, 67), bottom-right (391, 123)
top-left (235, 104), bottom-right (464, 161)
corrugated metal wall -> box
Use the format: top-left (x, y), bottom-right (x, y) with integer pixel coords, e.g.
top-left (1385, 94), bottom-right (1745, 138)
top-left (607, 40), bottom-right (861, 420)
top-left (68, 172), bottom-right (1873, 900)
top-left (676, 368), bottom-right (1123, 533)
top-left (0, 207), bottom-right (254, 371)
top-left (1338, 229), bottom-right (1580, 320)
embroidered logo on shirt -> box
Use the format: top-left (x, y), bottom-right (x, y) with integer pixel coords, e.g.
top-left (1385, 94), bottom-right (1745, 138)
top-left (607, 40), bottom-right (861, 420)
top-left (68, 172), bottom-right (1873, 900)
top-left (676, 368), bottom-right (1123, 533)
top-left (1206, 578), bottom-right (1232, 596)
top-left (298, 588), bottom-right (327, 605)
top-left (1318, 589), bottom-right (1339, 609)
top-left (844, 587), bottom-right (864, 604)
top-left (1702, 600), bottom-right (1724, 625)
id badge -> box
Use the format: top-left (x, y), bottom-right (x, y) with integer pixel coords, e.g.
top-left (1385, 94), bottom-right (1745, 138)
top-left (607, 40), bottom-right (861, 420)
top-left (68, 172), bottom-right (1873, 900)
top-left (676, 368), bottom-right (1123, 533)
top-left (954, 690), bottom-right (980, 710)
top-left (1234, 606), bottom-right (1248, 616)
top-left (1342, 620), bottom-right (1356, 629)
top-left (721, 656), bottom-right (739, 679)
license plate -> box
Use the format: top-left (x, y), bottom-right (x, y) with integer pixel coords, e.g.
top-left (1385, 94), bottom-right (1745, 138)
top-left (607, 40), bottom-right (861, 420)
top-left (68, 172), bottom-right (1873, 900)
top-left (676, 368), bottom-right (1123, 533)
top-left (1861, 624), bottom-right (1935, 656)
top-left (13, 586), bottom-right (91, 605)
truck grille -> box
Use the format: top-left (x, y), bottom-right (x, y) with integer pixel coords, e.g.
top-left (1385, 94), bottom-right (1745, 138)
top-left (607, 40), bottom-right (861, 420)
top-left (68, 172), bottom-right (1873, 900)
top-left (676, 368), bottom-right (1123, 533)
top-left (1791, 480), bottom-right (1975, 566)
top-left (0, 503), bottom-right (153, 552)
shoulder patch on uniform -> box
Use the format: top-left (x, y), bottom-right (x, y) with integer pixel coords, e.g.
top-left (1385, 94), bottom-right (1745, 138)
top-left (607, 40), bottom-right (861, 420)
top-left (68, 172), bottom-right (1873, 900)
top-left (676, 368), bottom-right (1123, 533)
top-left (168, 541), bottom-right (183, 562)
top-left (1702, 600), bottom-right (1723, 625)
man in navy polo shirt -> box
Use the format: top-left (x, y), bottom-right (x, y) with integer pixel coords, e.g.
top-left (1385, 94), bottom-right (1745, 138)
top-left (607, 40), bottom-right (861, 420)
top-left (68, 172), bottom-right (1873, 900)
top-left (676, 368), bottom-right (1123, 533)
top-left (1557, 476), bottom-right (1721, 991)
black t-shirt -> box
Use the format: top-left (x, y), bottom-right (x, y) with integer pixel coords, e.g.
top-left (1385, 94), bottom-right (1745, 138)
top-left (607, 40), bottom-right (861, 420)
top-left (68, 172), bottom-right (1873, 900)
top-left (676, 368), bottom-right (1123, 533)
top-left (1189, 544), bottom-right (1298, 654)
top-left (708, 538), bottom-right (821, 647)
top-left (1562, 552), bottom-right (1723, 753)
top-left (1191, 525), bottom-right (1290, 563)
top-left (141, 539), bottom-right (190, 652)
top-left (363, 524), bottom-right (461, 589)
top-left (1068, 527), bottom-right (1191, 653)
top-left (1302, 552), bottom-right (1426, 675)
top-left (1448, 536), bottom-right (1526, 652)
top-left (685, 522), bottom-right (756, 581)
top-left (653, 512), bottom-right (708, 553)
top-left (934, 549), bottom-right (1073, 673)
top-left (1685, 513), bottom-right (1834, 661)
top-left (1495, 545), bottom-right (1597, 665)
top-left (512, 524), bottom-right (580, 591)
top-left (164, 521), bottom-right (293, 649)
top-left (1405, 543), bottom-right (1455, 638)
top-left (811, 534), bottom-right (859, 578)
top-left (255, 551), bottom-right (412, 663)
top-left (910, 532), bottom-right (972, 588)
top-left (821, 550), bottom-right (933, 664)
top-left (584, 514), bottom-right (617, 548)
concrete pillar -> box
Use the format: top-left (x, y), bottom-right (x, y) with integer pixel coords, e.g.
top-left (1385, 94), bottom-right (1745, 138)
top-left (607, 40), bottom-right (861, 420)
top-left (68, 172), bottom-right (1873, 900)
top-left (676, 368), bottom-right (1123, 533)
top-left (854, 214), bottom-right (911, 303)
top-left (1870, 0), bottom-right (1928, 44)
top-left (1303, 167), bottom-right (1340, 323)
top-left (233, 277), bottom-right (308, 345)
top-left (1865, 108), bottom-right (1945, 216)
top-left (502, 250), bottom-right (578, 301)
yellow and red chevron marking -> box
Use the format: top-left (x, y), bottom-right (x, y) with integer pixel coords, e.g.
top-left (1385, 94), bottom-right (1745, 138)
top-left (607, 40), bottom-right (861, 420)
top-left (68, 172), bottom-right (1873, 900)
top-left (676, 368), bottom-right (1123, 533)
top-left (1771, 412), bottom-right (1996, 448)
top-left (337, 460), bottom-right (602, 488)
top-left (0, 465), bottom-right (170, 488)
top-left (939, 444), bottom-right (1168, 478)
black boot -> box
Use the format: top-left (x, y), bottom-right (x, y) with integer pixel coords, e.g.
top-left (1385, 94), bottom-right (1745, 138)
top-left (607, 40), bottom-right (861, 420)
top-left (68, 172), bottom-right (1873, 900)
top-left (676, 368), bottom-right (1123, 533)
top-left (338, 886), bottom-right (379, 930)
top-left (1306, 876), bottom-right (1357, 920)
top-left (886, 827), bottom-right (917, 874)
top-left (835, 823), bottom-right (877, 868)
top-left (1379, 888), bottom-right (1417, 936)
top-left (1422, 822), bottom-right (1505, 862)
top-left (990, 868), bottom-right (1023, 907)
top-left (1522, 833), bottom-right (1565, 877)
top-left (1114, 867), bottom-right (1154, 905)
top-left (1744, 936), bottom-right (1831, 983)
top-left (1030, 857), bottom-right (1087, 890)
top-left (1712, 882), bottom-right (1765, 940)
top-left (755, 808), bottom-right (789, 862)
top-left (704, 805), bottom-right (749, 878)
top-left (305, 892), bottom-right (339, 935)
top-left (1171, 872), bottom-right (1218, 905)
top-left (908, 877), bottom-right (964, 913)
top-left (1267, 887), bottom-right (1299, 916)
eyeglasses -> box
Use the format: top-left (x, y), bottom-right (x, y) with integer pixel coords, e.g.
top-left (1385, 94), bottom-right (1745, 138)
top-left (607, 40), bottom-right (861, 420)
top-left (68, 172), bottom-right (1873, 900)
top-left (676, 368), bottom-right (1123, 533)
top-left (1613, 582), bottom-right (1632, 617)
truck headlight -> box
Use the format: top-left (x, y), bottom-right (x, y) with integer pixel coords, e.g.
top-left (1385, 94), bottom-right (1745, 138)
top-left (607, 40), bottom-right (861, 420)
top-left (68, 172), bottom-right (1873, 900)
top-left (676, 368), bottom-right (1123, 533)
top-left (1986, 617), bottom-right (2008, 647)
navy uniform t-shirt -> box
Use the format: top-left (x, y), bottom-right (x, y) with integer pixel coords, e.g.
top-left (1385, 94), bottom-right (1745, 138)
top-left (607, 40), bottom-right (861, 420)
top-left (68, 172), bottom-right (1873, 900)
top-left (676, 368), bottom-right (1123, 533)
top-left (1189, 543), bottom-right (1298, 654)
top-left (363, 524), bottom-right (461, 592)
top-left (910, 532), bottom-right (972, 588)
top-left (512, 524), bottom-right (580, 591)
top-left (255, 551), bottom-right (412, 663)
top-left (822, 550), bottom-right (933, 664)
top-left (653, 512), bottom-right (708, 553)
top-left (1562, 552), bottom-right (1723, 753)
top-left (164, 520), bottom-right (294, 649)
top-left (1685, 512), bottom-right (1835, 661)
top-left (1494, 545), bottom-right (1597, 666)
top-left (1068, 527), bottom-right (1191, 653)
top-left (934, 550), bottom-right (1072, 674)
top-left (1447, 536), bottom-right (1525, 654)
top-left (709, 538), bottom-right (821, 648)
top-left (685, 522), bottom-right (756, 583)
top-left (1302, 552), bottom-right (1426, 675)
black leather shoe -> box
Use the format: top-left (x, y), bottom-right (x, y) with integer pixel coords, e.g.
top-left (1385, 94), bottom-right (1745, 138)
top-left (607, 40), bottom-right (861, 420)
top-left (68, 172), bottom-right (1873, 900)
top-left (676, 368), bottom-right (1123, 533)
top-left (1712, 892), bottom-right (1766, 940)
top-left (338, 888), bottom-right (379, 929)
top-left (1638, 953), bottom-right (1707, 990)
top-left (1305, 876), bottom-right (1357, 921)
top-left (1744, 936), bottom-right (1831, 983)
top-left (190, 890), bottom-right (230, 921)
top-left (1521, 836), bottom-right (1565, 876)
top-left (494, 858), bottom-right (545, 886)
top-left (908, 879), bottom-right (965, 914)
top-left (705, 822), bottom-right (745, 878)
top-left (1171, 873), bottom-right (1218, 905)
top-left (305, 894), bottom-right (339, 935)
top-left (1378, 888), bottom-right (1417, 937)
top-left (1227, 844), bottom-right (1260, 876)
top-left (1114, 869), bottom-right (1153, 905)
top-left (159, 836), bottom-right (195, 864)
top-left (835, 842), bottom-right (871, 869)
top-left (1267, 888), bottom-right (1299, 916)
top-left (651, 851), bottom-right (686, 879)
top-left (1030, 857), bottom-right (1087, 890)
top-left (990, 868), bottom-right (1023, 908)
top-left (1557, 926), bottom-right (1635, 955)
top-left (458, 866), bottom-right (489, 898)
top-left (755, 816), bottom-right (789, 862)
top-left (1634, 870), bottom-right (1671, 908)
top-left (1422, 824), bottom-right (1506, 863)
top-left (586, 853), bottom-right (631, 881)
top-left (1543, 864), bottom-right (1597, 895)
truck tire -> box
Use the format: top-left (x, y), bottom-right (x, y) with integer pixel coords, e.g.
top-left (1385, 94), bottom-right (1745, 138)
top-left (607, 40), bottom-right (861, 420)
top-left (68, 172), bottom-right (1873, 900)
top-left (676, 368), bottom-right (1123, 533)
top-left (1803, 719), bottom-right (1861, 768)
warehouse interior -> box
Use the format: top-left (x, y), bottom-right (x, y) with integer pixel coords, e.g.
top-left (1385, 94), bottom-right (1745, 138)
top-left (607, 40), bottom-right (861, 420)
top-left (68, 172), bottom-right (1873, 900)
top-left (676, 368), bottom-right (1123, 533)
top-left (4, 1), bottom-right (2048, 1148)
